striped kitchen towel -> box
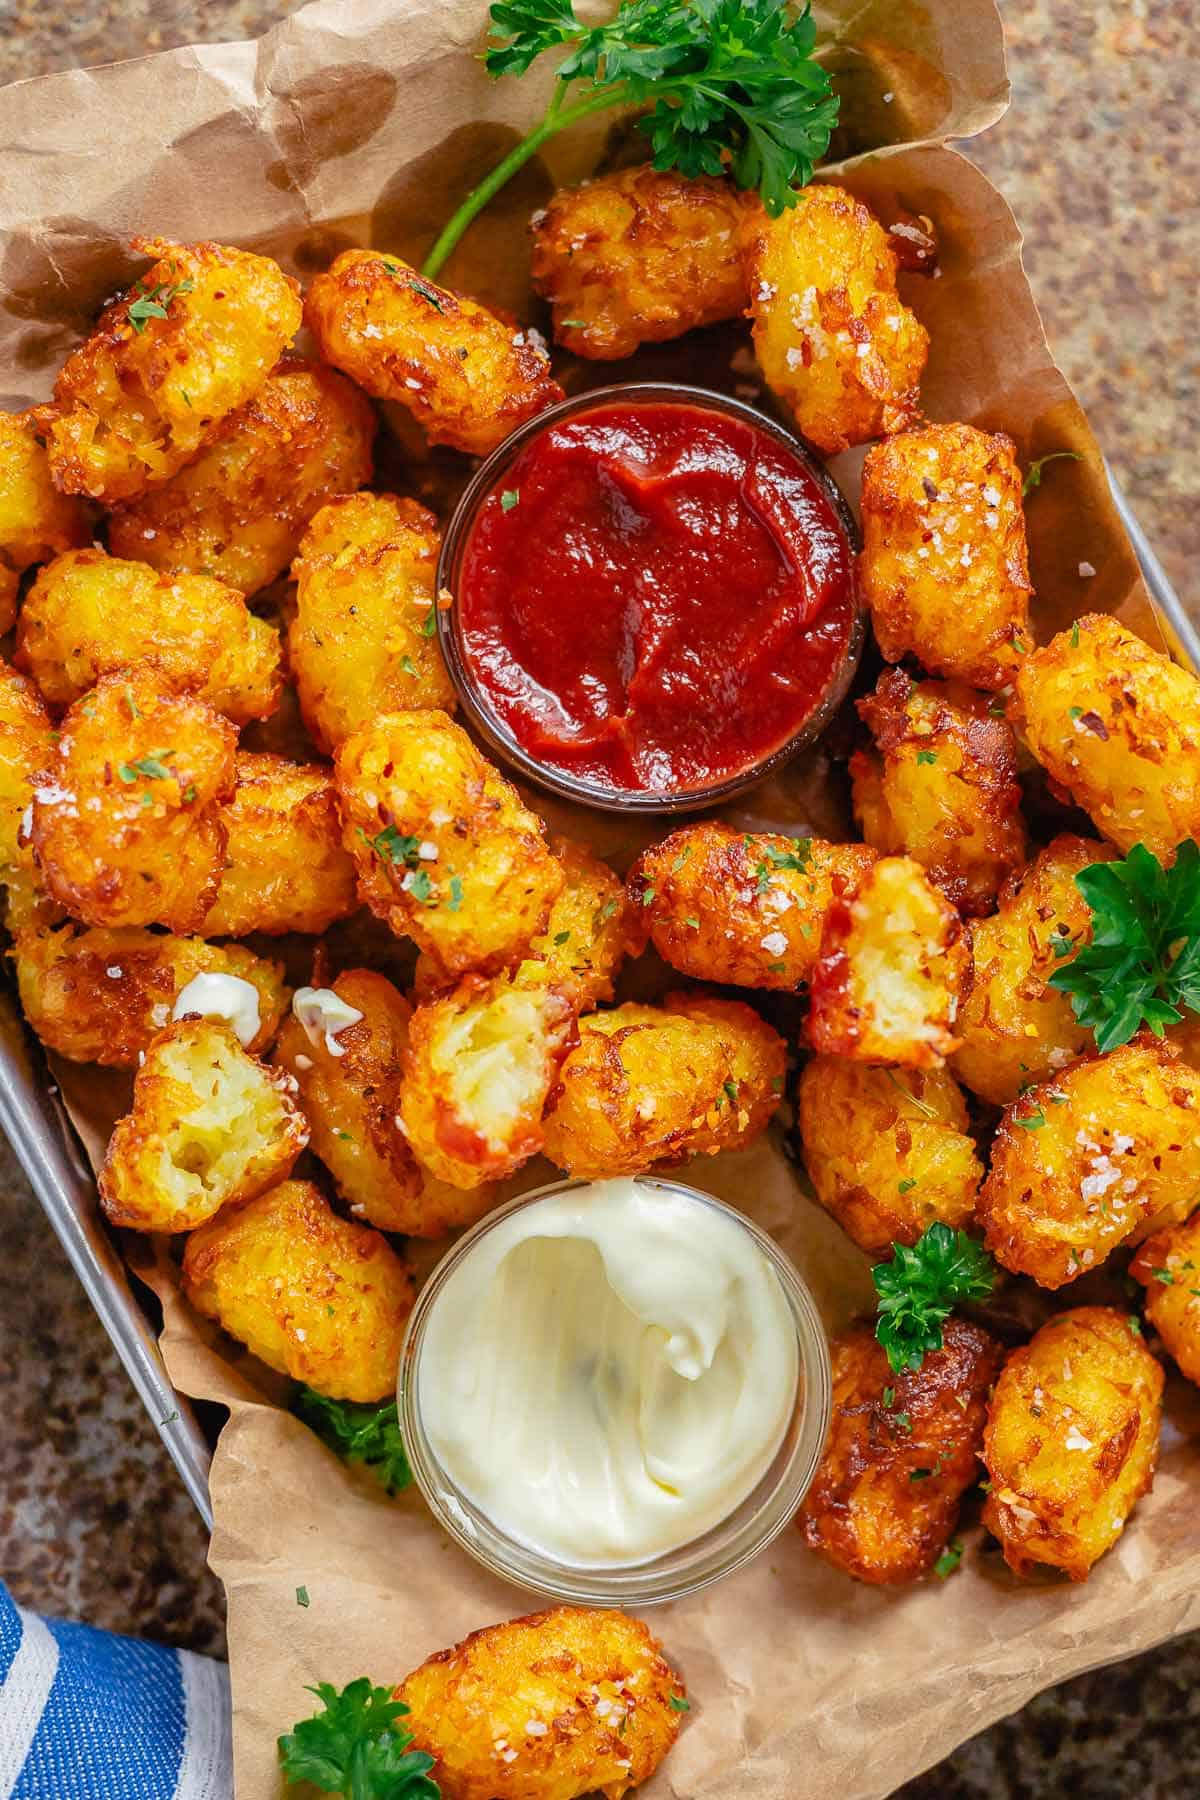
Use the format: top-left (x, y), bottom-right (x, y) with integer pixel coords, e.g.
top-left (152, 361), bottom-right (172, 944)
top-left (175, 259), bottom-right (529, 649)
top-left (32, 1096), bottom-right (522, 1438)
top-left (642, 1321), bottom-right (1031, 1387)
top-left (0, 1582), bottom-right (231, 1799)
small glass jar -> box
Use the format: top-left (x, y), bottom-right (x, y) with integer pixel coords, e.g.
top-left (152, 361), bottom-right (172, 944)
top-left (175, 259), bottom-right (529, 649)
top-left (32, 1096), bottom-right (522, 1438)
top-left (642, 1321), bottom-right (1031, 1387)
top-left (435, 382), bottom-right (863, 816)
top-left (397, 1175), bottom-right (832, 1607)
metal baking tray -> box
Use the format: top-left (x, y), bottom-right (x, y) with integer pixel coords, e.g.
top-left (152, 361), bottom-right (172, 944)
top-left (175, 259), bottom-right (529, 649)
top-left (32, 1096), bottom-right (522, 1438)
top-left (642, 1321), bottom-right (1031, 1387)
top-left (0, 469), bottom-right (1189, 1528)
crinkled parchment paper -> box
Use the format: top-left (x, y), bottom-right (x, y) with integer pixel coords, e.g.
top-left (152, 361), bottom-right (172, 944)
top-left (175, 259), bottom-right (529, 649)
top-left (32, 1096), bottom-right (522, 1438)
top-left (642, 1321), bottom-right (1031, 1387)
top-left (2, 1), bottom-right (1197, 1795)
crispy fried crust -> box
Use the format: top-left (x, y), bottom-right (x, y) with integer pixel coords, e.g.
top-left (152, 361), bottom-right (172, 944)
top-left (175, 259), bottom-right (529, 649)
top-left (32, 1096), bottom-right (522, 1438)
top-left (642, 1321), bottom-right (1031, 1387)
top-left (798, 1319), bottom-right (1002, 1585)
top-left (743, 183), bottom-right (927, 455)
top-left (859, 422), bottom-right (1032, 689)
top-left (978, 1037), bottom-right (1200, 1289)
top-left (852, 668), bottom-right (1026, 915)
top-left (199, 752), bottom-right (357, 938)
top-left (305, 250), bottom-right (563, 457)
top-left (182, 1177), bottom-right (414, 1401)
top-left (982, 1306), bottom-right (1163, 1581)
top-left (35, 238), bottom-right (301, 503)
top-left (396, 1606), bottom-right (684, 1800)
top-left (531, 165), bottom-right (750, 361)
top-left (1014, 613), bottom-right (1200, 861)
top-left (0, 657), bottom-right (54, 882)
top-left (289, 490), bottom-right (455, 752)
top-left (107, 355), bottom-right (375, 596)
top-left (0, 409), bottom-right (90, 629)
top-left (798, 1057), bottom-right (983, 1256)
top-left (1131, 1211), bottom-right (1200, 1387)
top-left (630, 824), bottom-right (876, 992)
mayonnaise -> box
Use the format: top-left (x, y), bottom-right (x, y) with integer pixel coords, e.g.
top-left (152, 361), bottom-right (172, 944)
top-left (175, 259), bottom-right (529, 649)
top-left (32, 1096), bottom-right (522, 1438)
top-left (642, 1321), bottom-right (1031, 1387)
top-left (292, 986), bottom-right (363, 1057)
top-left (172, 972), bottom-right (260, 1047)
top-left (416, 1177), bottom-right (799, 1567)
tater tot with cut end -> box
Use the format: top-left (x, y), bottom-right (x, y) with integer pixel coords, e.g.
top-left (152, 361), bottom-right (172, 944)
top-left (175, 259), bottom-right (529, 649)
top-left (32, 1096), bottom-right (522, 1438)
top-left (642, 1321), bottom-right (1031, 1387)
top-left (199, 753), bottom-right (357, 938)
top-left (15, 548), bottom-right (282, 723)
top-left (743, 183), bottom-right (927, 455)
top-left (798, 1057), bottom-right (983, 1257)
top-left (860, 422), bottom-right (1032, 690)
top-left (305, 249), bottom-right (563, 458)
top-left (530, 164), bottom-right (750, 361)
top-left (336, 709), bottom-right (563, 977)
top-left (807, 855), bottom-right (970, 1067)
top-left (396, 1605), bottom-right (684, 1800)
top-left (1014, 613), bottom-right (1200, 862)
top-left (0, 409), bottom-right (91, 630)
top-left (1131, 1211), bottom-right (1200, 1388)
top-left (852, 667), bottom-right (1026, 916)
top-left (289, 491), bottom-right (455, 752)
top-left (0, 658), bottom-right (54, 884)
top-left (182, 1177), bottom-right (414, 1401)
top-left (951, 834), bottom-right (1116, 1106)
top-left (99, 1019), bottom-right (307, 1232)
top-left (400, 967), bottom-right (578, 1191)
top-left (630, 823), bottom-right (876, 992)
top-left (34, 238), bottom-right (302, 504)
top-left (30, 668), bottom-right (236, 932)
top-left (12, 922), bottom-right (287, 1066)
top-left (798, 1319), bottom-right (1002, 1585)
top-left (107, 356), bottom-right (375, 597)
top-left (978, 1038), bottom-right (1200, 1289)
top-left (982, 1306), bottom-right (1163, 1581)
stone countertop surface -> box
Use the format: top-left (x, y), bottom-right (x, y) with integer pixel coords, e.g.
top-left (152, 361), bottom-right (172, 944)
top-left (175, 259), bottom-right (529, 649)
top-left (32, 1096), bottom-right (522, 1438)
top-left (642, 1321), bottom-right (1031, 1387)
top-left (0, 1), bottom-right (1196, 1794)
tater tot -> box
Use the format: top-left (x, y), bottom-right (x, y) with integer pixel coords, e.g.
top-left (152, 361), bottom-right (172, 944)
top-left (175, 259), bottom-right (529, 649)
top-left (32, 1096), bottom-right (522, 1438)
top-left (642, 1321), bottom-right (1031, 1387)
top-left (951, 835), bottom-right (1116, 1106)
top-left (30, 668), bottom-right (236, 931)
top-left (15, 547), bottom-right (282, 723)
top-left (982, 1306), bottom-right (1163, 1581)
top-left (0, 658), bottom-right (54, 886)
top-left (289, 491), bottom-right (455, 752)
top-left (35, 238), bottom-right (301, 503)
top-left (978, 1038), bottom-right (1200, 1289)
top-left (860, 422), bottom-right (1032, 690)
top-left (530, 165), bottom-right (749, 361)
top-left (400, 967), bottom-right (578, 1190)
top-left (630, 823), bottom-right (876, 992)
top-left (798, 1057), bottom-right (983, 1257)
top-left (12, 922), bottom-right (287, 1066)
top-left (1131, 1211), bottom-right (1200, 1387)
top-left (798, 1319), bottom-right (1002, 1585)
top-left (807, 855), bottom-right (970, 1067)
top-left (1014, 613), bottom-right (1200, 861)
top-left (0, 409), bottom-right (90, 631)
top-left (852, 667), bottom-right (1026, 915)
top-left (305, 249), bottom-right (563, 458)
top-left (743, 182), bottom-right (927, 455)
top-left (336, 709), bottom-right (563, 977)
top-left (99, 1018), bottom-right (307, 1232)
top-left (182, 1177), bottom-right (414, 1401)
top-left (107, 356), bottom-right (375, 597)
top-left (541, 994), bottom-right (785, 1179)
top-left (396, 1606), bottom-right (684, 1800)
top-left (199, 752), bottom-right (357, 938)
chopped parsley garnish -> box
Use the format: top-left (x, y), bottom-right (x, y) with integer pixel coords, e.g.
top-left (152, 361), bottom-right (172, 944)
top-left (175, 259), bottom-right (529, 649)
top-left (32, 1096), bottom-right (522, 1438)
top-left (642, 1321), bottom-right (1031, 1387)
top-left (934, 1541), bottom-right (963, 1579)
top-left (406, 867), bottom-right (435, 905)
top-left (358, 824), bottom-right (422, 867)
top-left (553, 928), bottom-right (572, 945)
top-left (669, 1693), bottom-right (690, 1712)
top-left (295, 1585), bottom-right (310, 1608)
top-left (420, 605), bottom-right (439, 638)
top-left (915, 749), bottom-right (938, 766)
top-left (500, 489), bottom-right (520, 512)
top-left (383, 260), bottom-right (449, 315)
top-left (279, 1681), bottom-right (438, 1799)
top-left (1022, 449), bottom-right (1082, 496)
top-left (118, 750), bottom-right (174, 783)
top-left (722, 1079), bottom-right (739, 1107)
top-left (1152, 1267), bottom-right (1175, 1285)
top-left (897, 1177), bottom-right (918, 1194)
top-left (1015, 1108), bottom-right (1046, 1131)
top-left (446, 875), bottom-right (464, 913)
top-left (400, 655), bottom-right (417, 676)
top-left (872, 1223), bottom-right (997, 1373)
top-left (293, 1388), bottom-right (414, 1495)
top-left (127, 276), bottom-right (194, 333)
top-left (882, 1386), bottom-right (895, 1408)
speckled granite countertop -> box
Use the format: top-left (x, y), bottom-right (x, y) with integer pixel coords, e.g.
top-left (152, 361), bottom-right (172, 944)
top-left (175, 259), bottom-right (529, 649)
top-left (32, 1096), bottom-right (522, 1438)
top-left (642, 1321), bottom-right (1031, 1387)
top-left (0, 1), bottom-right (1196, 1793)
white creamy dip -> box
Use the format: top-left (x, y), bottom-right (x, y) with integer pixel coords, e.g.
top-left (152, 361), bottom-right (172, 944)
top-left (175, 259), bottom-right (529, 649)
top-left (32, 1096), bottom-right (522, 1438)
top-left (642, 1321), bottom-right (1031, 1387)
top-left (172, 972), bottom-right (261, 1047)
top-left (292, 986), bottom-right (363, 1057)
top-left (416, 1178), bottom-right (799, 1566)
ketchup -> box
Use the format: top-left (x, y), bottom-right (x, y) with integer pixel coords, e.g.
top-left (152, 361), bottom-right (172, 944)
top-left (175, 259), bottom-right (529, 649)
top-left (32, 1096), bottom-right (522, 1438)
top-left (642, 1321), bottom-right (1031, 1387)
top-left (456, 398), bottom-right (857, 795)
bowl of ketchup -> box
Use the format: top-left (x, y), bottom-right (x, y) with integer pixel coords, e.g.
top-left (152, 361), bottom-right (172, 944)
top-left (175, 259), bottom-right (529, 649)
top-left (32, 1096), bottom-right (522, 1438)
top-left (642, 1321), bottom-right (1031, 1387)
top-left (437, 383), bottom-right (862, 814)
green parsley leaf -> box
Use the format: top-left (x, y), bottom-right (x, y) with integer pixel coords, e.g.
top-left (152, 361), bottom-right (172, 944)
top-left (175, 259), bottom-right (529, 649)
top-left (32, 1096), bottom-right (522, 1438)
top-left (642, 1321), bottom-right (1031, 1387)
top-left (446, 875), bottom-right (464, 913)
top-left (685, 914), bottom-right (702, 930)
top-left (882, 1386), bottom-right (895, 1408)
top-left (1071, 621), bottom-right (1081, 648)
top-left (892, 1411), bottom-right (912, 1433)
top-left (1153, 1267), bottom-right (1175, 1285)
top-left (420, 605), bottom-right (439, 638)
top-left (915, 749), bottom-right (938, 766)
top-left (559, 317), bottom-right (587, 327)
top-left (500, 489), bottom-right (520, 512)
top-left (669, 1693), bottom-right (690, 1712)
top-left (400, 655), bottom-right (417, 677)
top-left (872, 1223), bottom-right (996, 1374)
top-left (127, 276), bottom-right (194, 334)
top-left (1015, 1108), bottom-right (1047, 1131)
top-left (296, 1585), bottom-right (310, 1608)
top-left (934, 1540), bottom-right (963, 1579)
top-left (407, 867), bottom-right (435, 905)
top-left (722, 1079), bottom-right (739, 1107)
top-left (1022, 449), bottom-right (1082, 496)
top-left (382, 260), bottom-right (449, 317)
top-left (898, 1177), bottom-right (917, 1194)
top-left (357, 824), bottom-right (422, 868)
top-left (118, 750), bottom-right (175, 783)
top-left (279, 1680), bottom-right (439, 1798)
top-left (553, 928), bottom-right (571, 945)
top-left (294, 1388), bottom-right (414, 1495)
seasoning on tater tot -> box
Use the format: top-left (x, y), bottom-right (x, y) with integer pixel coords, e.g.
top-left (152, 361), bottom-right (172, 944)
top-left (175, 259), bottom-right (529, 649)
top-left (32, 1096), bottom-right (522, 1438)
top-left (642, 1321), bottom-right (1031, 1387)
top-left (289, 491), bottom-right (455, 752)
top-left (859, 422), bottom-right (1032, 690)
top-left (0, 409), bottom-right (90, 632)
top-left (1131, 1211), bottom-right (1200, 1387)
top-left (530, 164), bottom-right (750, 360)
top-left (978, 1037), bottom-right (1200, 1289)
top-left (305, 249), bottom-right (563, 458)
top-left (982, 1306), bottom-right (1163, 1581)
top-left (807, 854), bottom-right (970, 1067)
top-left (0, 658), bottom-right (54, 890)
top-left (34, 238), bottom-right (301, 504)
top-left (852, 667), bottom-right (1027, 916)
top-left (743, 182), bottom-right (927, 455)
top-left (336, 709), bottom-right (564, 978)
top-left (798, 1057), bottom-right (983, 1257)
top-left (107, 356), bottom-right (375, 597)
top-left (798, 1319), bottom-right (1002, 1585)
top-left (1014, 613), bottom-right (1200, 862)
top-left (199, 753), bottom-right (357, 938)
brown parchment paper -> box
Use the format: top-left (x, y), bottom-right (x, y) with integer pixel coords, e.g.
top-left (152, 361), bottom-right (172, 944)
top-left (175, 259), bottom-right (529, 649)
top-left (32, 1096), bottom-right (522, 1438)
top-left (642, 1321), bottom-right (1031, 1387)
top-left (1, 1), bottom-right (1195, 1796)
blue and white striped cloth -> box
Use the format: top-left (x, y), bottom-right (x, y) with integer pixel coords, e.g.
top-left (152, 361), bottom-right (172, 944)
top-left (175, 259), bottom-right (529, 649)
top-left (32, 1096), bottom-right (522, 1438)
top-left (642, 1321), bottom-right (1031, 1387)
top-left (0, 1583), bottom-right (231, 1799)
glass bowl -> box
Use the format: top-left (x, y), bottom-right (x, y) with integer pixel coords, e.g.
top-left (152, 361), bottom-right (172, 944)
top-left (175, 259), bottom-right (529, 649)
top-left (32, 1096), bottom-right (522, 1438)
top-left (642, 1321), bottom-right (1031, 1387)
top-left (397, 1175), bottom-right (833, 1607)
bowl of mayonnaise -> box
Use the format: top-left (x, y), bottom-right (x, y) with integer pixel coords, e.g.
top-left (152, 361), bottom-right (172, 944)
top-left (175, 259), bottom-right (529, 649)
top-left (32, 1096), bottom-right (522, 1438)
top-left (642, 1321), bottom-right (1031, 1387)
top-left (398, 1174), bottom-right (833, 1605)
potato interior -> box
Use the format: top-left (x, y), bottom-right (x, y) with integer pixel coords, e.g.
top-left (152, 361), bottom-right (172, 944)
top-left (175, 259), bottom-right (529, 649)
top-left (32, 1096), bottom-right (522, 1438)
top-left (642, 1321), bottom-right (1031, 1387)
top-left (153, 1033), bottom-right (292, 1214)
top-left (433, 985), bottom-right (558, 1149)
top-left (851, 864), bottom-right (953, 1050)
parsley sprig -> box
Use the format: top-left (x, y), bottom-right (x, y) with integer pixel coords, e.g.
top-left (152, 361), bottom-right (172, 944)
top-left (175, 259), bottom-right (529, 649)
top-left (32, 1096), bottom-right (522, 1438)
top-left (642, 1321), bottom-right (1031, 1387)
top-left (127, 277), bottom-right (194, 334)
top-left (872, 1223), bottom-right (996, 1373)
top-left (279, 1681), bottom-right (439, 1799)
top-left (422, 0), bottom-right (838, 277)
top-left (294, 1388), bottom-right (414, 1495)
top-left (1048, 841), bottom-right (1200, 1052)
